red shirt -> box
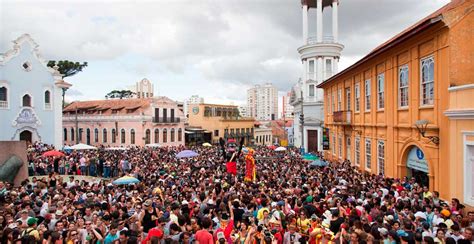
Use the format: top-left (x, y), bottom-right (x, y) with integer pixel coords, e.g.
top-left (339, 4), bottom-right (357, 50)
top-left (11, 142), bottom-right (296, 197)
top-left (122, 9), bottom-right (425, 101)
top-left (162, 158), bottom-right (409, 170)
top-left (141, 228), bottom-right (163, 244)
top-left (195, 229), bottom-right (214, 244)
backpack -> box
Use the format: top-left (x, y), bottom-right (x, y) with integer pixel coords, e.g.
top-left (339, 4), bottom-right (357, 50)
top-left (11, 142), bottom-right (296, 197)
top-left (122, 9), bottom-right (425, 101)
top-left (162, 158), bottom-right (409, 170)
top-left (21, 228), bottom-right (37, 243)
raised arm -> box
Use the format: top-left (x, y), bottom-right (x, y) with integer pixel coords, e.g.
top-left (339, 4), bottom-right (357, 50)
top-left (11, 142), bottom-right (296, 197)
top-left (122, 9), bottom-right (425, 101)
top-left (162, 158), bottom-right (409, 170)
top-left (236, 137), bottom-right (245, 158)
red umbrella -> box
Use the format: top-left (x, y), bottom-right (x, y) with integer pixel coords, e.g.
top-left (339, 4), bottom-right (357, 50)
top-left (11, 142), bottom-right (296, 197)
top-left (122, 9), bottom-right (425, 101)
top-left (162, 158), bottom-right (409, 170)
top-left (267, 145), bottom-right (276, 150)
top-left (42, 150), bottom-right (65, 157)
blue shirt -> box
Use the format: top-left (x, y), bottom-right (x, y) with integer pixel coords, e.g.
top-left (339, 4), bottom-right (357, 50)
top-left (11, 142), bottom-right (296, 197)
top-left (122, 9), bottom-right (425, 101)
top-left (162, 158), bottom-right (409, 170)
top-left (104, 233), bottom-right (119, 244)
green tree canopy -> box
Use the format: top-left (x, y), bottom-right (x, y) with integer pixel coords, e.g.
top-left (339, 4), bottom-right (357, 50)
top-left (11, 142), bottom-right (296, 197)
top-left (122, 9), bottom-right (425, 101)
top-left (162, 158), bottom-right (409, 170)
top-left (47, 60), bottom-right (88, 78)
top-left (105, 90), bottom-right (136, 99)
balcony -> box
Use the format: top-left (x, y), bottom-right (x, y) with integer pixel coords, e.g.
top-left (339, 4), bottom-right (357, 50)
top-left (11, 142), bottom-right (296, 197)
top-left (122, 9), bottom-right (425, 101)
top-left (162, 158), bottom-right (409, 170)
top-left (307, 35), bottom-right (335, 45)
top-left (153, 117), bottom-right (181, 124)
top-left (333, 110), bottom-right (351, 124)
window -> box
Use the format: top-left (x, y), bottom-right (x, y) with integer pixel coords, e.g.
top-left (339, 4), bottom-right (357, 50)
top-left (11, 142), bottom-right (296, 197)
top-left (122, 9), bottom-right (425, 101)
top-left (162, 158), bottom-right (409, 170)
top-left (79, 128), bottom-right (83, 142)
top-left (213, 130), bottom-right (219, 137)
top-left (145, 129), bottom-right (150, 144)
top-left (325, 59), bottom-right (332, 74)
top-left (355, 137), bottom-right (360, 166)
top-left (0, 86), bottom-right (7, 108)
top-left (337, 89), bottom-right (342, 111)
top-left (399, 65), bottom-right (409, 107)
top-left (355, 83), bottom-right (360, 112)
top-left (154, 129), bottom-right (159, 143)
top-left (163, 129), bottom-right (168, 143)
top-left (365, 139), bottom-right (372, 169)
top-left (44, 90), bottom-right (51, 109)
top-left (309, 84), bottom-right (315, 97)
top-left (338, 136), bottom-right (342, 158)
top-left (103, 129), bottom-right (108, 143)
top-left (331, 93), bottom-right (335, 114)
top-left (365, 79), bottom-right (371, 111)
top-left (327, 93), bottom-right (331, 113)
top-left (308, 60), bottom-right (315, 74)
top-left (377, 73), bottom-right (384, 109)
top-left (345, 88), bottom-right (351, 111)
top-left (130, 129), bottom-right (135, 144)
top-left (94, 128), bottom-right (99, 143)
top-left (112, 129), bottom-right (116, 143)
top-left (170, 128), bottom-right (175, 142)
top-left (64, 128), bottom-right (67, 141)
top-left (178, 128), bottom-right (182, 142)
top-left (378, 141), bottom-right (385, 175)
top-left (121, 129), bottom-right (126, 144)
top-left (22, 94), bottom-right (31, 107)
top-left (332, 134), bottom-right (336, 155)
top-left (71, 128), bottom-right (75, 142)
top-left (421, 56), bottom-right (434, 105)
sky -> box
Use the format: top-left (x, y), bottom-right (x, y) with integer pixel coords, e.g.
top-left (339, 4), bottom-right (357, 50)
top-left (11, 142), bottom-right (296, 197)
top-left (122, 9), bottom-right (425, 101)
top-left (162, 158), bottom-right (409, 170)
top-left (0, 0), bottom-right (450, 105)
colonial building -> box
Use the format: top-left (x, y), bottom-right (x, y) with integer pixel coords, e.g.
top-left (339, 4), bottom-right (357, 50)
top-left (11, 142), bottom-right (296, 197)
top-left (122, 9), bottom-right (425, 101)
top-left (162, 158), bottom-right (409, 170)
top-left (254, 122), bottom-right (273, 146)
top-left (62, 97), bottom-right (185, 147)
top-left (0, 34), bottom-right (70, 149)
top-left (247, 83), bottom-right (278, 121)
top-left (187, 103), bottom-right (255, 145)
top-left (318, 0), bottom-right (474, 205)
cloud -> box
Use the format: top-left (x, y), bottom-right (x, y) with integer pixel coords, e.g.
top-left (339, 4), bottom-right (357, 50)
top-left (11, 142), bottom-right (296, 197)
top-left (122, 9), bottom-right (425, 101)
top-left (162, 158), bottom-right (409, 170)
top-left (1, 0), bottom-right (450, 103)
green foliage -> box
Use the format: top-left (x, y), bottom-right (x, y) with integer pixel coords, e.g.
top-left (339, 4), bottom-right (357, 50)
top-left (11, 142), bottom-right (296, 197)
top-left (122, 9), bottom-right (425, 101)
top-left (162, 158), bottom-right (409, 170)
top-left (105, 90), bottom-right (136, 99)
top-left (47, 60), bottom-right (88, 78)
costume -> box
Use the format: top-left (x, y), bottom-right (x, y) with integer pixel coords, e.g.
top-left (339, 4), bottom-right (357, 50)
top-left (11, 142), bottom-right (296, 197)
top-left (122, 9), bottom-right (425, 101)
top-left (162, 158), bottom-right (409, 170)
top-left (244, 148), bottom-right (256, 182)
top-left (219, 138), bottom-right (244, 175)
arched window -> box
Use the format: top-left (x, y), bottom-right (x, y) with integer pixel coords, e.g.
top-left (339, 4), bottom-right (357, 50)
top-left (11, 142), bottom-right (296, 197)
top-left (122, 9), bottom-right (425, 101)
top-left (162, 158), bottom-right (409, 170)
top-left (121, 129), bottom-right (126, 144)
top-left (170, 128), bottom-right (175, 142)
top-left (145, 129), bottom-right (150, 144)
top-left (0, 86), bottom-right (8, 108)
top-left (178, 128), bottom-right (182, 142)
top-left (71, 128), bottom-right (75, 142)
top-left (112, 129), bottom-right (116, 143)
top-left (86, 128), bottom-right (91, 145)
top-left (103, 129), bottom-right (107, 143)
top-left (130, 129), bottom-right (135, 144)
top-left (44, 90), bottom-right (51, 109)
top-left (63, 128), bottom-right (67, 141)
top-left (154, 129), bottom-right (159, 143)
top-left (22, 94), bottom-right (31, 107)
top-left (94, 128), bottom-right (99, 143)
top-left (163, 129), bottom-right (167, 143)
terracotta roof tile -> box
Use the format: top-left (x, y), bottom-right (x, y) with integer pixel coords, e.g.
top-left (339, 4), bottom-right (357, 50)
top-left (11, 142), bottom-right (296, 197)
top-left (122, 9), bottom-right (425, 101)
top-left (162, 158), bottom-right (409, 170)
top-left (64, 98), bottom-right (153, 112)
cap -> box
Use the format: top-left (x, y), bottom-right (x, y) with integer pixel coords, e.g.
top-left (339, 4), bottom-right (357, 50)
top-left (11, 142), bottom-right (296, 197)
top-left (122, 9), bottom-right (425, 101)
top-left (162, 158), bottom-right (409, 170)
top-left (55, 210), bottom-right (63, 216)
top-left (144, 199), bottom-right (152, 207)
top-left (277, 201), bottom-right (285, 206)
top-left (181, 200), bottom-right (189, 205)
top-left (414, 212), bottom-right (427, 220)
top-left (27, 217), bottom-right (38, 226)
top-left (441, 209), bottom-right (450, 217)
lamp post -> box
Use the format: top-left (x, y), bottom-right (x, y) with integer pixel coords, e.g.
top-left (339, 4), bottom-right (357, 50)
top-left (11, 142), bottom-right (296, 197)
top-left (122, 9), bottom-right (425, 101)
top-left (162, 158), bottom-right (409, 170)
top-left (415, 120), bottom-right (440, 145)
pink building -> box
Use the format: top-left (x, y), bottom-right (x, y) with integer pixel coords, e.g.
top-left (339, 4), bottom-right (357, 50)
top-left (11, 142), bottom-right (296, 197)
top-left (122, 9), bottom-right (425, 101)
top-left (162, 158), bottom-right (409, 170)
top-left (62, 97), bottom-right (185, 147)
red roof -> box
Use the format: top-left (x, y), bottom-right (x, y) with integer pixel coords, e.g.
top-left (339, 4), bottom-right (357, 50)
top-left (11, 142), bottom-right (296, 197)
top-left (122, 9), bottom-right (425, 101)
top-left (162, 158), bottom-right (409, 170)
top-left (64, 98), bottom-right (152, 113)
top-left (317, 0), bottom-right (464, 88)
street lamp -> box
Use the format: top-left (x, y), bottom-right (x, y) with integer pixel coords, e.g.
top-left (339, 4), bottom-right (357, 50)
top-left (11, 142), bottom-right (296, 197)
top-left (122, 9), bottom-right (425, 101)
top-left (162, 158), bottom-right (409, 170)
top-left (415, 120), bottom-right (439, 145)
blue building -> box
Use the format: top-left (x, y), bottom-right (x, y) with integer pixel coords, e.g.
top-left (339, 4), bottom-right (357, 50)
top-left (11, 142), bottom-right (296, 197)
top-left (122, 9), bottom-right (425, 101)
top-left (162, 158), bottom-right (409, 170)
top-left (0, 34), bottom-right (71, 149)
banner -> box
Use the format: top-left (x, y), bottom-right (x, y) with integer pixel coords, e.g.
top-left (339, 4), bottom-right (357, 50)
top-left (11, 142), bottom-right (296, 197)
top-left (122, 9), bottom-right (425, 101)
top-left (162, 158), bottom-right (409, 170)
top-left (322, 127), bottom-right (330, 150)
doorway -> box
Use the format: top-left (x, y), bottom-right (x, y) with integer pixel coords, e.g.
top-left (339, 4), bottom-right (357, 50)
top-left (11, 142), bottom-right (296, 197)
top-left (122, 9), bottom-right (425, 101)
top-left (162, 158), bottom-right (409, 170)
top-left (346, 137), bottom-right (351, 162)
top-left (407, 168), bottom-right (429, 187)
top-left (307, 130), bottom-right (318, 153)
top-left (20, 130), bottom-right (32, 143)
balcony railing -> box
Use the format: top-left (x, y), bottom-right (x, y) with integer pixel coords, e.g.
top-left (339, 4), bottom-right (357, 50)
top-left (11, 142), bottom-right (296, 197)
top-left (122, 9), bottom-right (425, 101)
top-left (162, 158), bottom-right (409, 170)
top-left (152, 117), bottom-right (181, 123)
top-left (333, 110), bottom-right (351, 124)
top-left (307, 35), bottom-right (335, 45)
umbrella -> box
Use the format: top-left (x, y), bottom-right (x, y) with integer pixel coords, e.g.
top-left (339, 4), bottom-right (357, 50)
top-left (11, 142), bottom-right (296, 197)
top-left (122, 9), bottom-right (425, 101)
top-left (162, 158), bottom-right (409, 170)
top-left (113, 176), bottom-right (140, 185)
top-left (303, 153), bottom-right (319, 161)
top-left (267, 145), bottom-right (276, 150)
top-left (145, 143), bottom-right (160, 148)
top-left (242, 147), bottom-right (249, 153)
top-left (42, 150), bottom-right (65, 157)
top-left (275, 146), bottom-right (286, 152)
top-left (69, 143), bottom-right (97, 150)
top-left (310, 159), bottom-right (329, 167)
top-left (176, 150), bottom-right (199, 158)
top-left (202, 142), bottom-right (212, 147)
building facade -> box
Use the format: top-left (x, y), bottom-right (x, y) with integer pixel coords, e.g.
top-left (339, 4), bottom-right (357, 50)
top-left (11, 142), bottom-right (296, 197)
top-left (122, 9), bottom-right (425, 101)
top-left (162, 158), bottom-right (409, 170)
top-left (281, 92), bottom-right (294, 119)
top-left (187, 103), bottom-right (255, 145)
top-left (133, 78), bottom-right (154, 98)
top-left (254, 124), bottom-right (273, 146)
top-left (0, 34), bottom-right (70, 149)
top-left (291, 0), bottom-right (343, 153)
top-left (63, 97), bottom-right (185, 147)
top-left (247, 83), bottom-right (278, 121)
top-left (318, 0), bottom-right (474, 205)
top-left (183, 95), bottom-right (204, 118)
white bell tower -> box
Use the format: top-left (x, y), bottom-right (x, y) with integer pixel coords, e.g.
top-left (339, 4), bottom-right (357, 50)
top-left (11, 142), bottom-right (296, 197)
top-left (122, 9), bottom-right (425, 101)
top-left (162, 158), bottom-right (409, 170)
top-left (299, 0), bottom-right (344, 102)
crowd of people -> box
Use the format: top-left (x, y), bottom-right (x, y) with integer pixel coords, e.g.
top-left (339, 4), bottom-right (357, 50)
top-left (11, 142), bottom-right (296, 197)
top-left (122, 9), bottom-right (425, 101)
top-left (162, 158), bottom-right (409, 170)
top-left (0, 141), bottom-right (473, 243)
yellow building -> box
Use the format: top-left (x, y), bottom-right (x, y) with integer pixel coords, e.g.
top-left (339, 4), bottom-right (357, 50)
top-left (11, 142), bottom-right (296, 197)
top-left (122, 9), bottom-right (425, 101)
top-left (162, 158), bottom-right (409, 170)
top-left (187, 103), bottom-right (255, 145)
top-left (318, 0), bottom-right (474, 206)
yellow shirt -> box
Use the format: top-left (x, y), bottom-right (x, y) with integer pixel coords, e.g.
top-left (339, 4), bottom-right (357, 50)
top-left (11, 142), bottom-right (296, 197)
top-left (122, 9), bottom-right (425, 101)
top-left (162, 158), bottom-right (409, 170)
top-left (257, 207), bottom-right (269, 221)
top-left (297, 218), bottom-right (311, 233)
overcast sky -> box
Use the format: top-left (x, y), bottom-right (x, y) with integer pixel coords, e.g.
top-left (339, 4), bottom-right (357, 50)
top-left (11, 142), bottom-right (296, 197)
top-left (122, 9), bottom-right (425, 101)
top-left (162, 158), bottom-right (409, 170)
top-left (1, 0), bottom-right (450, 105)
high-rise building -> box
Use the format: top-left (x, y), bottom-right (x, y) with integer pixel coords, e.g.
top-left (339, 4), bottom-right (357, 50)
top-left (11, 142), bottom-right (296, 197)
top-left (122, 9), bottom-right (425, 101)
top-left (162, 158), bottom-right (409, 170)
top-left (291, 0), bottom-right (343, 153)
top-left (238, 105), bottom-right (249, 117)
top-left (184, 95), bottom-right (204, 117)
top-left (133, 78), bottom-right (154, 98)
top-left (281, 92), bottom-right (294, 119)
top-left (247, 83), bottom-right (278, 121)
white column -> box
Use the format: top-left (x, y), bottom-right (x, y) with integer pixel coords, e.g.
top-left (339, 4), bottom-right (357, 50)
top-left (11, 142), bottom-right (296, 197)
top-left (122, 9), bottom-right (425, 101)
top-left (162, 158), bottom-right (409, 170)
top-left (317, 57), bottom-right (324, 101)
top-left (332, 0), bottom-right (338, 43)
top-left (316, 0), bottom-right (323, 42)
top-left (334, 57), bottom-right (339, 73)
top-left (302, 4), bottom-right (308, 44)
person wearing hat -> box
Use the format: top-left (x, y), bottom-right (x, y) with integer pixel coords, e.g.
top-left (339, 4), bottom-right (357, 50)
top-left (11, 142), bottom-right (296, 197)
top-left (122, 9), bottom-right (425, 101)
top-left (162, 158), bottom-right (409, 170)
top-left (21, 217), bottom-right (40, 241)
top-left (139, 199), bottom-right (160, 236)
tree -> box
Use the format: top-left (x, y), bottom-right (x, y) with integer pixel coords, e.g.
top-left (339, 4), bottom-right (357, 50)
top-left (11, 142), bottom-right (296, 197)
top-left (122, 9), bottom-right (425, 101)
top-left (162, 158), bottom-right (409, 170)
top-left (105, 90), bottom-right (136, 99)
top-left (47, 60), bottom-right (88, 78)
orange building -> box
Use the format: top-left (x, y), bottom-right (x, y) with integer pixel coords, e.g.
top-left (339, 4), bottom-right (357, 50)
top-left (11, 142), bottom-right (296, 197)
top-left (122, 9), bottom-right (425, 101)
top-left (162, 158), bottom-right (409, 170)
top-left (318, 0), bottom-right (474, 206)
